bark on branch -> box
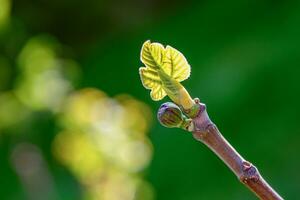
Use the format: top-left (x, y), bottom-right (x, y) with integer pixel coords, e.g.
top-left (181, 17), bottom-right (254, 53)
top-left (191, 103), bottom-right (283, 200)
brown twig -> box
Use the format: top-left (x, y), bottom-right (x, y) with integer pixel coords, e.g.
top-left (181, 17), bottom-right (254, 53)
top-left (141, 40), bottom-right (283, 199)
top-left (191, 103), bottom-right (283, 200)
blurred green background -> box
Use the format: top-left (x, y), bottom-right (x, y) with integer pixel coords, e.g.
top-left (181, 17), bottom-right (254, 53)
top-left (1, 0), bottom-right (300, 199)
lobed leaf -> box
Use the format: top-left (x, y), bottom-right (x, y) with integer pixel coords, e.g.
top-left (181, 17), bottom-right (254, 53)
top-left (139, 40), bottom-right (191, 102)
top-left (139, 67), bottom-right (166, 101)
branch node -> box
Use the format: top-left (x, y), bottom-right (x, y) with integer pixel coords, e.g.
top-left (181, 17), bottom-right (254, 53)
top-left (191, 103), bottom-right (215, 140)
top-left (239, 161), bottom-right (260, 184)
top-left (194, 97), bottom-right (200, 104)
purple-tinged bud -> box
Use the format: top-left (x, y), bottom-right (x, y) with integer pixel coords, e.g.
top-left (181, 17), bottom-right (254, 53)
top-left (157, 102), bottom-right (193, 131)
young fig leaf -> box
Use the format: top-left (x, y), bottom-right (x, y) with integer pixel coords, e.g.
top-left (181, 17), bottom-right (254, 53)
top-left (139, 40), bottom-right (194, 110)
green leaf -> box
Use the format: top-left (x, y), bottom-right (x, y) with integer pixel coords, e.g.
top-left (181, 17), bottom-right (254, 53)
top-left (139, 67), bottom-right (167, 101)
top-left (139, 40), bottom-right (191, 104)
top-left (164, 45), bottom-right (190, 82)
top-left (140, 40), bottom-right (164, 70)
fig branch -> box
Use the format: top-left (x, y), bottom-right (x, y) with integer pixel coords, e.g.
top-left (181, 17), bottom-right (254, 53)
top-left (138, 40), bottom-right (283, 200)
top-left (158, 100), bottom-right (283, 200)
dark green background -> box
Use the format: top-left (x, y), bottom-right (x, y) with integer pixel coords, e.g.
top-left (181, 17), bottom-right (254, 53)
top-left (1, 0), bottom-right (300, 199)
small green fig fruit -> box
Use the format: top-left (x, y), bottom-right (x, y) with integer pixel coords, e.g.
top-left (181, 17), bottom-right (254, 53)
top-left (157, 102), bottom-right (193, 131)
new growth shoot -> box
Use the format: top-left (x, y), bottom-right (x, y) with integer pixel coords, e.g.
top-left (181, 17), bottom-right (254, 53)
top-left (138, 40), bottom-right (283, 200)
